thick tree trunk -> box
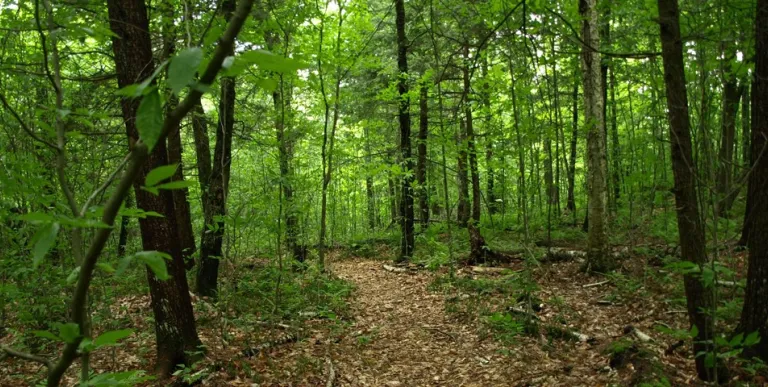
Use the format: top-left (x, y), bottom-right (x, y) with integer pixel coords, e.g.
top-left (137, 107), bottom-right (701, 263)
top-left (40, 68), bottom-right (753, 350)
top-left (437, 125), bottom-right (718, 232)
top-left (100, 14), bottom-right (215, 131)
top-left (395, 0), bottom-right (414, 261)
top-left (715, 79), bottom-right (743, 217)
top-left (417, 82), bottom-right (429, 228)
top-left (580, 0), bottom-right (611, 272)
top-left (106, 0), bottom-right (200, 375)
top-left (196, 0), bottom-right (236, 297)
top-left (657, 0), bottom-right (728, 381)
top-left (739, 0), bottom-right (768, 363)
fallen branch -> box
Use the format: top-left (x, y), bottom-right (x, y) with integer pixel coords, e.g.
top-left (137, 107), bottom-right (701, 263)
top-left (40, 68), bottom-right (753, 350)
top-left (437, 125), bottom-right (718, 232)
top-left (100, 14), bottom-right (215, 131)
top-left (0, 345), bottom-right (52, 369)
top-left (470, 266), bottom-right (507, 274)
top-left (242, 332), bottom-right (299, 357)
top-left (624, 325), bottom-right (652, 342)
top-left (383, 264), bottom-right (407, 273)
top-left (583, 280), bottom-right (610, 288)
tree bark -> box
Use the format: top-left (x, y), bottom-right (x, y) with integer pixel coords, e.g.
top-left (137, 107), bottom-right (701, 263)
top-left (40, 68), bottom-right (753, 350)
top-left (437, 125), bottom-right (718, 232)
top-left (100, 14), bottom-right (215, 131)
top-left (739, 0), bottom-right (768, 363)
top-left (715, 79), bottom-right (743, 217)
top-left (196, 0), bottom-right (236, 297)
top-left (417, 81), bottom-right (429, 227)
top-left (161, 3), bottom-right (196, 271)
top-left (580, 0), bottom-right (611, 272)
top-left (395, 0), bottom-right (414, 261)
top-left (106, 0), bottom-right (200, 375)
top-left (657, 0), bottom-right (728, 381)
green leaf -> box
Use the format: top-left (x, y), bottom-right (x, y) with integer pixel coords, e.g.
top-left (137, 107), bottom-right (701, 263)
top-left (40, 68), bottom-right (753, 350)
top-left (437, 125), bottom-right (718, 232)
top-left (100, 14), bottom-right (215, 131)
top-left (33, 330), bottom-right (61, 341)
top-left (145, 164), bottom-right (178, 187)
top-left (689, 325), bottom-right (699, 339)
top-left (93, 329), bottom-right (133, 348)
top-left (136, 89), bottom-right (163, 151)
top-left (116, 61), bottom-right (168, 98)
top-left (744, 331), bottom-right (761, 347)
top-left (730, 333), bottom-right (744, 347)
top-left (255, 78), bottom-right (278, 92)
top-left (155, 180), bottom-right (194, 190)
top-left (17, 212), bottom-right (54, 222)
top-left (31, 222), bottom-right (60, 267)
top-left (97, 263), bottom-right (116, 274)
top-left (57, 323), bottom-right (81, 344)
top-left (66, 267), bottom-right (81, 284)
top-left (135, 251), bottom-right (171, 280)
top-left (237, 50), bottom-right (306, 74)
top-left (167, 47), bottom-right (203, 96)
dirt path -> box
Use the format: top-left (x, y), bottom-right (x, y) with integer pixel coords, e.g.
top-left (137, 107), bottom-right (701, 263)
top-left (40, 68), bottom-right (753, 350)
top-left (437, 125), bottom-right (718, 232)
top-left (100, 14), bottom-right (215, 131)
top-left (328, 259), bottom-right (511, 386)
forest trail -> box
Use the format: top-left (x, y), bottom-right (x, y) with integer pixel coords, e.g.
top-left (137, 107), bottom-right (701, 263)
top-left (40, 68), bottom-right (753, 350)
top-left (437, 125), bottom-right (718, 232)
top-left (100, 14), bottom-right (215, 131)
top-left (327, 259), bottom-right (511, 386)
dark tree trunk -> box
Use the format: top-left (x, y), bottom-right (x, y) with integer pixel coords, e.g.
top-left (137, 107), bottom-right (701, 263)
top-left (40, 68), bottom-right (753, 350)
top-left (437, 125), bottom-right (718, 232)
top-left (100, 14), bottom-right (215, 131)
top-left (117, 193), bottom-right (132, 258)
top-left (739, 84), bottom-right (754, 247)
top-left (481, 58), bottom-right (496, 214)
top-left (395, 0), bottom-right (414, 261)
top-left (567, 78), bottom-right (578, 216)
top-left (161, 2), bottom-right (196, 271)
top-left (463, 44), bottom-right (491, 264)
top-left (106, 0), bottom-right (200, 376)
top-left (657, 0), bottom-right (728, 381)
top-left (417, 82), bottom-right (429, 228)
top-left (739, 0), bottom-right (768, 363)
top-left (196, 0), bottom-right (236, 297)
top-left (715, 78), bottom-right (743, 217)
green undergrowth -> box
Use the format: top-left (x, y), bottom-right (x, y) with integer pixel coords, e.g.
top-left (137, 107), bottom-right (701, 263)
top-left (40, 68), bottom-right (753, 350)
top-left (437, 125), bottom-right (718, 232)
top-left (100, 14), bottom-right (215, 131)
top-left (216, 260), bottom-right (354, 325)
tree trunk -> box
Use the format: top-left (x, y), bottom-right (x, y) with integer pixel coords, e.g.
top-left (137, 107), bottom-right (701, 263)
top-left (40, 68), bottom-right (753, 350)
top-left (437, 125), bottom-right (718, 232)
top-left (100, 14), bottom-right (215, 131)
top-left (715, 79), bottom-right (743, 217)
top-left (739, 0), bottom-right (768, 363)
top-left (196, 0), bottom-right (236, 297)
top-left (580, 0), bottom-right (611, 272)
top-left (395, 0), bottom-right (414, 261)
top-left (117, 193), bottom-right (132, 258)
top-left (364, 125), bottom-right (376, 230)
top-left (106, 0), bottom-right (201, 375)
top-left (456, 118), bottom-right (470, 227)
top-left (657, 0), bottom-right (728, 381)
top-left (161, 3), bottom-right (196, 271)
top-left (567, 77), bottom-right (578, 217)
top-left (417, 81), bottom-right (429, 227)
top-left (273, 77), bottom-right (302, 260)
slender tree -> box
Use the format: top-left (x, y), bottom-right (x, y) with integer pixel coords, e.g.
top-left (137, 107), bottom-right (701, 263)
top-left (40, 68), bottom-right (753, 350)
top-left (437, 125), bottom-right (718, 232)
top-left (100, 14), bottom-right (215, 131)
top-left (580, 0), bottom-right (611, 272)
top-left (657, 0), bottom-right (728, 380)
top-left (395, 0), bottom-right (414, 261)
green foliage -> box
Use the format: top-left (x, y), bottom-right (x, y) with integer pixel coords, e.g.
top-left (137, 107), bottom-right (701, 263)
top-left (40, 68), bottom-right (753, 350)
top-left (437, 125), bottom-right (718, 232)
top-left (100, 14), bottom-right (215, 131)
top-left (136, 89), bottom-right (163, 151)
top-left (168, 47), bottom-right (203, 96)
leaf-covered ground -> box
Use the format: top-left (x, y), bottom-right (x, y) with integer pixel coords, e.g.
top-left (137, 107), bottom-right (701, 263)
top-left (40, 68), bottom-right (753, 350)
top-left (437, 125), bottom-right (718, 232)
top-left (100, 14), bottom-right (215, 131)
top-left (2, 248), bottom-right (750, 386)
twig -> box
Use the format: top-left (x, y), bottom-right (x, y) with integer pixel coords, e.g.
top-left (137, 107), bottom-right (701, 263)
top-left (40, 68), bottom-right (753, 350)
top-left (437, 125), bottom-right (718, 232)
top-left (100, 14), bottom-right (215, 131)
top-left (0, 92), bottom-right (58, 150)
top-left (326, 357), bottom-right (335, 387)
top-left (421, 325), bottom-right (457, 341)
top-left (80, 153), bottom-right (131, 216)
top-left (582, 280), bottom-right (610, 288)
top-left (1, 345), bottom-right (53, 369)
